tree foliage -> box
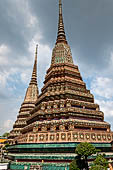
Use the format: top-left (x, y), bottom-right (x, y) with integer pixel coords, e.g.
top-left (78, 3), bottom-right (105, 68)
top-left (90, 155), bottom-right (108, 170)
top-left (69, 160), bottom-right (80, 170)
top-left (70, 143), bottom-right (97, 170)
top-left (75, 142), bottom-right (97, 159)
top-left (94, 155), bottom-right (108, 168)
top-left (90, 164), bottom-right (106, 170)
top-left (2, 132), bottom-right (9, 137)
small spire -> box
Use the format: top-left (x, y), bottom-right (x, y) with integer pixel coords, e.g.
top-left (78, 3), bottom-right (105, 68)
top-left (56, 0), bottom-right (67, 44)
top-left (30, 45), bottom-right (38, 85)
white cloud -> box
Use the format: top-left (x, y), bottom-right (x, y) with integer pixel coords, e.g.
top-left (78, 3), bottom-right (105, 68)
top-left (29, 33), bottom-right (51, 65)
top-left (20, 69), bottom-right (31, 84)
top-left (0, 44), bottom-right (10, 55)
top-left (7, 0), bottom-right (38, 29)
top-left (96, 99), bottom-right (113, 117)
top-left (91, 77), bottom-right (113, 99)
top-left (0, 119), bottom-right (13, 135)
top-left (27, 14), bottom-right (37, 28)
top-left (0, 44), bottom-right (10, 65)
top-left (3, 119), bottom-right (13, 129)
top-left (13, 56), bottom-right (33, 67)
top-left (0, 71), bottom-right (10, 88)
top-left (0, 98), bottom-right (23, 135)
top-left (0, 67), bottom-right (20, 90)
top-left (90, 76), bottom-right (113, 119)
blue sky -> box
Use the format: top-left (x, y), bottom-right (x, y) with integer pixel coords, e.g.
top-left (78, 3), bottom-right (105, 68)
top-left (0, 0), bottom-right (113, 135)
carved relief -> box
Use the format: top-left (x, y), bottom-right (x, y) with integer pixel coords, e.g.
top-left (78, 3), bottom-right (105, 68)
top-left (51, 43), bottom-right (73, 65)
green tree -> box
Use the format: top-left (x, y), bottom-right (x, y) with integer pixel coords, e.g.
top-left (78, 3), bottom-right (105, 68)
top-left (2, 132), bottom-right (9, 137)
top-left (69, 160), bottom-right (80, 170)
top-left (75, 142), bottom-right (97, 170)
top-left (90, 154), bottom-right (108, 170)
top-left (90, 164), bottom-right (105, 170)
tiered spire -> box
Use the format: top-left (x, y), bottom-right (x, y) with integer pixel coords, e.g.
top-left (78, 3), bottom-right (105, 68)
top-left (51, 0), bottom-right (73, 65)
top-left (24, 44), bottom-right (39, 102)
top-left (56, 0), bottom-right (67, 44)
top-left (8, 45), bottom-right (39, 141)
top-left (8, 1), bottom-right (113, 168)
top-left (19, 1), bottom-right (111, 145)
top-left (30, 44), bottom-right (38, 85)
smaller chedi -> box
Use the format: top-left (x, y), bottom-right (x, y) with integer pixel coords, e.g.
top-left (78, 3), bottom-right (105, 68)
top-left (7, 0), bottom-right (113, 170)
top-left (8, 45), bottom-right (39, 143)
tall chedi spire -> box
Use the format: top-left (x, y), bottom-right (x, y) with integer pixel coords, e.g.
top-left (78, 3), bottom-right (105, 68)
top-left (51, 0), bottom-right (73, 65)
top-left (29, 45), bottom-right (38, 85)
top-left (8, 45), bottom-right (39, 142)
top-left (15, 0), bottom-right (112, 151)
top-left (24, 45), bottom-right (39, 102)
top-left (56, 0), bottom-right (67, 44)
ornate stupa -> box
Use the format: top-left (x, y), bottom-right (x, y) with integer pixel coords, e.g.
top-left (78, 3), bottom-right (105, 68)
top-left (8, 45), bottom-right (39, 142)
top-left (7, 1), bottom-right (113, 169)
top-left (16, 0), bottom-right (112, 145)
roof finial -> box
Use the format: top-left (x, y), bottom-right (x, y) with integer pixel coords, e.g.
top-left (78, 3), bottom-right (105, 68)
top-left (56, 0), bottom-right (67, 44)
top-left (59, 0), bottom-right (62, 15)
top-left (30, 44), bottom-right (38, 85)
top-left (35, 44), bottom-right (38, 60)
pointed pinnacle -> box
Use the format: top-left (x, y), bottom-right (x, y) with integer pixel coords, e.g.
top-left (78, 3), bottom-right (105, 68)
top-left (56, 0), bottom-right (67, 44)
top-left (35, 44), bottom-right (38, 61)
top-left (59, 0), bottom-right (62, 14)
top-left (30, 45), bottom-right (38, 85)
